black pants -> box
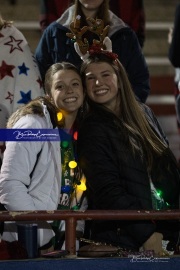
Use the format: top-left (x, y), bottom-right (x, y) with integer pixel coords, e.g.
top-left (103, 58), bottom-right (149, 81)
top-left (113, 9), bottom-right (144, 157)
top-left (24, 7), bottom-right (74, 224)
top-left (89, 219), bottom-right (180, 251)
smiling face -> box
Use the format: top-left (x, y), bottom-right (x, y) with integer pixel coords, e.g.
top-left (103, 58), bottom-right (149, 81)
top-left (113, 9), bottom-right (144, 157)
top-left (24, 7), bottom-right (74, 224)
top-left (50, 69), bottom-right (84, 115)
top-left (85, 62), bottom-right (119, 112)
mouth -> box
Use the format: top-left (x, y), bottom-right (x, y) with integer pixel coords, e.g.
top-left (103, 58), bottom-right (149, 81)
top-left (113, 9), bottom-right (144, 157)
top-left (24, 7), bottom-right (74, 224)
top-left (94, 89), bottom-right (108, 95)
top-left (63, 97), bottom-right (77, 103)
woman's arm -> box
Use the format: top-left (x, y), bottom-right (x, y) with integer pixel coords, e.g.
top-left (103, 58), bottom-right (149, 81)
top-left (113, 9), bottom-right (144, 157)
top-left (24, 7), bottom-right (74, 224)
top-left (35, 24), bottom-right (55, 83)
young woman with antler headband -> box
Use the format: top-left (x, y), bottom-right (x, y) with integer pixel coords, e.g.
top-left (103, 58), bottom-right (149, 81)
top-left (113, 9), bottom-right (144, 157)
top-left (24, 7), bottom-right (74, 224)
top-left (35, 0), bottom-right (150, 103)
top-left (76, 36), bottom-right (180, 256)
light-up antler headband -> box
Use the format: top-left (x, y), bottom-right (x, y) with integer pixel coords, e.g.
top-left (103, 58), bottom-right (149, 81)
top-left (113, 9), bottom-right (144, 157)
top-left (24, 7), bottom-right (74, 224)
top-left (66, 16), bottom-right (118, 61)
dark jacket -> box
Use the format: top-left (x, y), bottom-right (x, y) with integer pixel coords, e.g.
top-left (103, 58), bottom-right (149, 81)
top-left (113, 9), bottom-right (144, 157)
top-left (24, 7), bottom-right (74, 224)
top-left (77, 104), bottom-right (180, 249)
top-left (110, 0), bottom-right (145, 47)
top-left (169, 3), bottom-right (180, 67)
top-left (39, 0), bottom-right (72, 32)
top-left (35, 6), bottom-right (150, 103)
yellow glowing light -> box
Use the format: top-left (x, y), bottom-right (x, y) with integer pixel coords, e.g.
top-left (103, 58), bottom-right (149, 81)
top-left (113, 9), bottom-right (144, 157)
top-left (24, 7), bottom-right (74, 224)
top-left (69, 160), bottom-right (77, 169)
top-left (77, 178), bottom-right (86, 191)
top-left (57, 112), bottom-right (63, 121)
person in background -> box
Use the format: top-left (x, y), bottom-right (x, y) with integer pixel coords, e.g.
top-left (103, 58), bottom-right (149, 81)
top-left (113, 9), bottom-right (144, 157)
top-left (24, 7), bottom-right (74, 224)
top-left (39, 0), bottom-right (73, 32)
top-left (35, 0), bottom-right (150, 103)
top-left (0, 15), bottom-right (44, 165)
top-left (77, 37), bottom-right (180, 256)
top-left (168, 3), bottom-right (180, 131)
top-left (0, 62), bottom-right (86, 254)
top-left (38, 0), bottom-right (145, 48)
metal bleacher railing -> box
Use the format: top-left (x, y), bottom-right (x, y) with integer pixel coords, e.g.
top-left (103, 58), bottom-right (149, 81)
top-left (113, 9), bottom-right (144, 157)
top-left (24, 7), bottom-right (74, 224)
top-left (0, 209), bottom-right (180, 255)
top-left (13, 21), bottom-right (173, 31)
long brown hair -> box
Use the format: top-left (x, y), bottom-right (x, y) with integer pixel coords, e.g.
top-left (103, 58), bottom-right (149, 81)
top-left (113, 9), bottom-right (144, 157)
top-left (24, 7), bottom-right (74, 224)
top-left (80, 54), bottom-right (168, 170)
top-left (73, 0), bottom-right (110, 27)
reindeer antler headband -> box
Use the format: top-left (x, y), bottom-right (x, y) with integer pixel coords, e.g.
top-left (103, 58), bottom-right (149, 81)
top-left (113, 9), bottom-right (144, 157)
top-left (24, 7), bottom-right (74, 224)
top-left (66, 16), bottom-right (118, 61)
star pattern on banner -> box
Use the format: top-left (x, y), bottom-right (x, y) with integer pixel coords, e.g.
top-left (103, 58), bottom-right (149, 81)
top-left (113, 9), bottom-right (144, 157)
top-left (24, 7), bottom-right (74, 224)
top-left (17, 90), bottom-right (32, 104)
top-left (4, 35), bottom-right (23, 53)
top-left (5, 91), bottom-right (14, 104)
top-left (37, 76), bottom-right (43, 88)
top-left (0, 60), bottom-right (15, 80)
top-left (18, 62), bottom-right (30, 75)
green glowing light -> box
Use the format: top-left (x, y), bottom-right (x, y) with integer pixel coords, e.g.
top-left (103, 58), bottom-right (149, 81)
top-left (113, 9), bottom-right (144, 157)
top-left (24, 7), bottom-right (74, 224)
top-left (156, 190), bottom-right (162, 197)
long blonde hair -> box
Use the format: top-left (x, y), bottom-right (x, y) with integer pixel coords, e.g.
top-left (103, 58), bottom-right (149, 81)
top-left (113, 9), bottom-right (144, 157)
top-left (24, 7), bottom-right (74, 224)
top-left (80, 54), bottom-right (168, 170)
top-left (7, 96), bottom-right (58, 128)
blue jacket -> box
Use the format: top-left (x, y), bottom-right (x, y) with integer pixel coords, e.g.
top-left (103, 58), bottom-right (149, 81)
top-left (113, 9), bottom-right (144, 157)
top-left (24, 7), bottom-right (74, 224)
top-left (35, 6), bottom-right (150, 103)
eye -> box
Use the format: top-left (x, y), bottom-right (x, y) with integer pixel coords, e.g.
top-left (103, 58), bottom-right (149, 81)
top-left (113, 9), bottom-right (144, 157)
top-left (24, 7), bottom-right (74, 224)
top-left (86, 75), bottom-right (95, 80)
top-left (56, 84), bottom-right (65, 91)
top-left (102, 72), bottom-right (110, 77)
top-left (72, 82), bottom-right (80, 87)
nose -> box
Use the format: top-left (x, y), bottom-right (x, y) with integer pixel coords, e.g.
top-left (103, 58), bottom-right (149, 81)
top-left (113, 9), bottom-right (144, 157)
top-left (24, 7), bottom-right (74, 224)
top-left (66, 85), bottom-right (73, 93)
top-left (95, 77), bottom-right (102, 86)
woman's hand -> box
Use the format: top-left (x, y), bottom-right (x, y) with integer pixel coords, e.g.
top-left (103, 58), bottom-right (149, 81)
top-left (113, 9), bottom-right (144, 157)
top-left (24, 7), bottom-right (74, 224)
top-left (143, 232), bottom-right (163, 256)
